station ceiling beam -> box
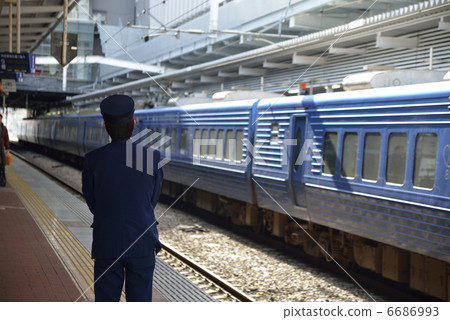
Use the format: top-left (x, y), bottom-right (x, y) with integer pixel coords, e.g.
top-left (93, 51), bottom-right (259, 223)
top-left (2, 5), bottom-right (63, 14)
top-left (292, 54), bottom-right (327, 65)
top-left (171, 82), bottom-right (191, 89)
top-left (263, 60), bottom-right (295, 69)
top-left (35, 56), bottom-right (165, 74)
top-left (185, 78), bottom-right (201, 84)
top-left (328, 46), bottom-right (367, 55)
top-left (200, 75), bottom-right (223, 83)
top-left (375, 34), bottom-right (418, 49)
top-left (0, 0), bottom-right (78, 53)
top-left (218, 71), bottom-right (239, 77)
top-left (438, 17), bottom-right (450, 30)
top-left (238, 66), bottom-right (266, 76)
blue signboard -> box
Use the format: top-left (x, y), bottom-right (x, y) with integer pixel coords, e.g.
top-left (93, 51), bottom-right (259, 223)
top-left (0, 71), bottom-right (24, 82)
top-left (0, 52), bottom-right (35, 74)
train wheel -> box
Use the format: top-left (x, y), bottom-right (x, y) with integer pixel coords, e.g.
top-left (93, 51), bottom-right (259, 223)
top-left (319, 233), bottom-right (332, 262)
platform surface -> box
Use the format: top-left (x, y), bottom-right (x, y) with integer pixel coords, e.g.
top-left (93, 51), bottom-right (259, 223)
top-left (1, 157), bottom-right (215, 302)
top-left (0, 179), bottom-right (83, 301)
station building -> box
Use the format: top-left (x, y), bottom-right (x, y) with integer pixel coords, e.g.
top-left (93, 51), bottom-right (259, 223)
top-left (0, 0), bottom-right (449, 126)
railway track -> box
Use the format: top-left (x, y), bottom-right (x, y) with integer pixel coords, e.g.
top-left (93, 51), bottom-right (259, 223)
top-left (10, 147), bottom-right (254, 302)
top-left (170, 197), bottom-right (442, 302)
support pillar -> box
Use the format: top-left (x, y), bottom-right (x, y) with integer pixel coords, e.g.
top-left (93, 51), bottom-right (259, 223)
top-left (16, 0), bottom-right (20, 53)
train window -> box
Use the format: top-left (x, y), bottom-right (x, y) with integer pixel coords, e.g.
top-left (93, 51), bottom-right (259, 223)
top-left (160, 128), bottom-right (166, 147)
top-left (362, 133), bottom-right (381, 181)
top-left (208, 130), bottom-right (216, 157)
top-left (200, 129), bottom-right (208, 157)
top-left (270, 123), bottom-right (279, 145)
top-left (102, 127), bottom-right (109, 144)
top-left (58, 121), bottom-right (65, 137)
top-left (160, 128), bottom-right (170, 150)
top-left (322, 132), bottom-right (338, 175)
top-left (155, 128), bottom-right (162, 148)
top-left (96, 125), bottom-right (102, 142)
top-left (43, 122), bottom-right (51, 139)
top-left (193, 129), bottom-right (200, 157)
top-left (216, 130), bottom-right (224, 160)
top-left (87, 126), bottom-right (100, 142)
top-left (413, 133), bottom-right (437, 189)
top-left (224, 130), bottom-right (233, 161)
top-left (180, 129), bottom-right (188, 155)
top-left (171, 128), bottom-right (176, 152)
top-left (341, 133), bottom-right (358, 178)
top-left (68, 126), bottom-right (77, 140)
top-left (386, 133), bottom-right (408, 184)
top-left (235, 130), bottom-right (244, 162)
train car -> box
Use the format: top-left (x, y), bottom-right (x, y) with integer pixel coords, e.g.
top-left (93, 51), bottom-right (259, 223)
top-left (247, 82), bottom-right (449, 300)
top-left (17, 81), bottom-right (450, 300)
top-left (304, 82), bottom-right (449, 264)
top-left (79, 113), bottom-right (110, 155)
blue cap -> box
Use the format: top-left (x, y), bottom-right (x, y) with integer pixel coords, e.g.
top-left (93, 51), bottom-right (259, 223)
top-left (100, 94), bottom-right (135, 124)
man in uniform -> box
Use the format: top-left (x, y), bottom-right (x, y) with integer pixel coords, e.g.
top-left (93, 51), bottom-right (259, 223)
top-left (82, 95), bottom-right (163, 302)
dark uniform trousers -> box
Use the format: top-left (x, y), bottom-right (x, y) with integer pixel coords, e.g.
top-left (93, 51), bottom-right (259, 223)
top-left (94, 254), bottom-right (156, 302)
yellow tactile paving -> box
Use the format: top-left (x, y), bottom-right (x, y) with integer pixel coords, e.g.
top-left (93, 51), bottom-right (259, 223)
top-left (6, 166), bottom-right (96, 301)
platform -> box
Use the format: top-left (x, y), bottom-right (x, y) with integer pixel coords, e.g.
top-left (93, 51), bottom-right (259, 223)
top-left (0, 157), bottom-right (215, 302)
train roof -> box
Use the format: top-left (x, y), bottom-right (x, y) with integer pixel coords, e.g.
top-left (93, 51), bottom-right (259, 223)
top-left (135, 98), bottom-right (259, 115)
top-left (24, 81), bottom-right (450, 121)
top-left (254, 81), bottom-right (450, 112)
top-left (312, 80), bottom-right (450, 105)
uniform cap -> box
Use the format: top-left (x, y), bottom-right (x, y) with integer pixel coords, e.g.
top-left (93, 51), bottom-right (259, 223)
top-left (100, 94), bottom-right (135, 124)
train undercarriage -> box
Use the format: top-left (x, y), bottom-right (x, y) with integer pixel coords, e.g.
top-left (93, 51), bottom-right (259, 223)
top-left (161, 180), bottom-right (449, 301)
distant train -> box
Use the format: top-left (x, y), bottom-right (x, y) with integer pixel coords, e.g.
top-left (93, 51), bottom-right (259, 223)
top-left (18, 81), bottom-right (450, 300)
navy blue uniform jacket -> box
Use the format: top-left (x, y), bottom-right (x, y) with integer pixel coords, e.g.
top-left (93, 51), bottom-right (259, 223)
top-left (82, 139), bottom-right (163, 259)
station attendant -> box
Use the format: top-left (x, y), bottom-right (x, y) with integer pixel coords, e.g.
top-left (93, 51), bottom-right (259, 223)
top-left (82, 95), bottom-right (163, 302)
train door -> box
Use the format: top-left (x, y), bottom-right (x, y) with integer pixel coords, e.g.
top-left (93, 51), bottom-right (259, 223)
top-left (291, 117), bottom-right (306, 207)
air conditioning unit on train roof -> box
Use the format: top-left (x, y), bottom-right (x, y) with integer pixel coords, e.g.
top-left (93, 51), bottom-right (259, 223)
top-left (444, 70), bottom-right (450, 80)
top-left (167, 92), bottom-right (212, 106)
top-left (342, 69), bottom-right (447, 91)
top-left (212, 90), bottom-right (279, 102)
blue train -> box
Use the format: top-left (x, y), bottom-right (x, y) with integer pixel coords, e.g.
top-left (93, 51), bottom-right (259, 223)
top-left (18, 81), bottom-right (450, 300)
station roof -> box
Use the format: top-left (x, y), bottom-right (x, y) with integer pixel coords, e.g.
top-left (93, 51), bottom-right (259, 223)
top-left (1, 0), bottom-right (450, 109)
top-left (0, 0), bottom-right (77, 53)
top-left (70, 0), bottom-right (450, 104)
